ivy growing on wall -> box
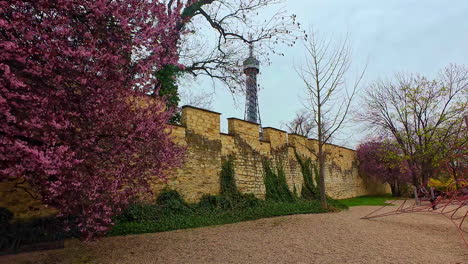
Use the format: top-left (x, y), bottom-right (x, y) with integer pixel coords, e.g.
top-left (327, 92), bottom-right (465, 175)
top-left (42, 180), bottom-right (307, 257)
top-left (295, 152), bottom-right (349, 210)
top-left (198, 155), bottom-right (260, 210)
top-left (263, 160), bottom-right (295, 202)
top-left (220, 156), bottom-right (240, 198)
top-left (111, 155), bottom-right (348, 236)
top-left (154, 65), bottom-right (182, 123)
top-left (295, 152), bottom-right (320, 200)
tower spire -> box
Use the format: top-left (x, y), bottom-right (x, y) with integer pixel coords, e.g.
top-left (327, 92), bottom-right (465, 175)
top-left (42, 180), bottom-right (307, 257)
top-left (243, 41), bottom-right (260, 124)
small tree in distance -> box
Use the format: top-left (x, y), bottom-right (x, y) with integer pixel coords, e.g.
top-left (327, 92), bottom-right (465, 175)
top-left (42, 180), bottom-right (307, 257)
top-left (284, 109), bottom-right (315, 138)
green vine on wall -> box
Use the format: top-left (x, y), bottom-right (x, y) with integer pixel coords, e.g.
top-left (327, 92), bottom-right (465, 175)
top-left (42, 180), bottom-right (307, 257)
top-left (295, 151), bottom-right (320, 200)
top-left (263, 159), bottom-right (295, 202)
top-left (198, 155), bottom-right (260, 210)
top-left (220, 155), bottom-right (240, 198)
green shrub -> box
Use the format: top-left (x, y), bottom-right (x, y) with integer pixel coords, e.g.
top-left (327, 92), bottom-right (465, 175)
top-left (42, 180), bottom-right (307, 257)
top-left (156, 189), bottom-right (186, 206)
top-left (198, 194), bottom-right (232, 210)
top-left (114, 203), bottom-right (160, 223)
top-left (116, 189), bottom-right (193, 223)
top-left (197, 192), bottom-right (261, 211)
top-left (109, 200), bottom-right (328, 236)
top-left (236, 193), bottom-right (261, 208)
top-left (156, 189), bottom-right (193, 215)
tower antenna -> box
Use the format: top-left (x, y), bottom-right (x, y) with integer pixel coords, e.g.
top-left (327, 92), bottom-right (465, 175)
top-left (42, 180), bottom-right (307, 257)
top-left (243, 40), bottom-right (261, 127)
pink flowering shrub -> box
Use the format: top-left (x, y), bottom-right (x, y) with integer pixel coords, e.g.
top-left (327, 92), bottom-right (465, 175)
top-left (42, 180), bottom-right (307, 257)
top-left (0, 0), bottom-right (189, 239)
top-left (356, 140), bottom-right (411, 197)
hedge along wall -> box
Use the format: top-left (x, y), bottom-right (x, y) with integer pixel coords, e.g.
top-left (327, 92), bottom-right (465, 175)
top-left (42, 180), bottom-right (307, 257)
top-left (151, 106), bottom-right (390, 203)
top-left (0, 105), bottom-right (389, 219)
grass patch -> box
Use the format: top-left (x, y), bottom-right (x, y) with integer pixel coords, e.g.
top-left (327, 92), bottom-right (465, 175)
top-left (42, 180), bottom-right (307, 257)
top-left (339, 195), bottom-right (394, 207)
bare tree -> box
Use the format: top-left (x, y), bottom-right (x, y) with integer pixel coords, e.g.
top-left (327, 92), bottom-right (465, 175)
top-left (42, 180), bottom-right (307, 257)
top-left (296, 30), bottom-right (365, 208)
top-left (283, 109), bottom-right (315, 137)
top-left (357, 64), bottom-right (468, 187)
top-left (176, 0), bottom-right (303, 93)
top-left (179, 87), bottom-right (214, 110)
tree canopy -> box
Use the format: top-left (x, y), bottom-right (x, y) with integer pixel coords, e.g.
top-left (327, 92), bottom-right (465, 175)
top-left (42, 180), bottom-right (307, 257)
top-left (356, 140), bottom-right (411, 196)
top-left (0, 0), bottom-right (188, 238)
top-left (358, 64), bottom-right (467, 187)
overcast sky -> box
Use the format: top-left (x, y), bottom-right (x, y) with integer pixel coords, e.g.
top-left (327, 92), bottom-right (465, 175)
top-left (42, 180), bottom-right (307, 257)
top-left (181, 0), bottom-right (468, 148)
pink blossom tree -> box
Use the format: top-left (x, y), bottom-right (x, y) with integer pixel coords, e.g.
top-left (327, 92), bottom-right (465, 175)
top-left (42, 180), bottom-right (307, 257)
top-left (356, 140), bottom-right (411, 197)
top-left (0, 0), bottom-right (190, 238)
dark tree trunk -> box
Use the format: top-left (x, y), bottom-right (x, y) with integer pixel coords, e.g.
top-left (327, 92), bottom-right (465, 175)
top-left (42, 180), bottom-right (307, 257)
top-left (408, 160), bottom-right (419, 188)
top-left (390, 179), bottom-right (401, 197)
top-left (318, 148), bottom-right (327, 208)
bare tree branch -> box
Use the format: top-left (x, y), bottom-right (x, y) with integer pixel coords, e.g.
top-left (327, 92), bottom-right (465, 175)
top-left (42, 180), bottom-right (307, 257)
top-left (283, 109), bottom-right (315, 138)
top-left (178, 0), bottom-right (303, 93)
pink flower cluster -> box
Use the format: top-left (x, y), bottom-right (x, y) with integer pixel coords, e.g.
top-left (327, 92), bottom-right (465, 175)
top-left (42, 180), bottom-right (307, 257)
top-left (0, 0), bottom-right (190, 239)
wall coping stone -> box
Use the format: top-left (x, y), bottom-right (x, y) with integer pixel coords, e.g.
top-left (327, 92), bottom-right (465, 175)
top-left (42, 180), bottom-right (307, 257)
top-left (307, 138), bottom-right (355, 152)
top-left (227, 117), bottom-right (260, 125)
top-left (181, 105), bottom-right (221, 115)
top-left (262, 127), bottom-right (287, 133)
top-left (288, 133), bottom-right (307, 138)
top-left (168, 122), bottom-right (186, 128)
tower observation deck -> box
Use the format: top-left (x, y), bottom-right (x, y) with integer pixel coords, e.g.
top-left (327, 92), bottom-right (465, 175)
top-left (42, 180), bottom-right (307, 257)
top-left (243, 43), bottom-right (260, 124)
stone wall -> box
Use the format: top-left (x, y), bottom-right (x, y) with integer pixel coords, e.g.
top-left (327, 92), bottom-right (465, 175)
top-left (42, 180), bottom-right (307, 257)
top-left (152, 106), bottom-right (390, 202)
top-left (0, 105), bottom-right (389, 219)
top-left (0, 180), bottom-right (57, 220)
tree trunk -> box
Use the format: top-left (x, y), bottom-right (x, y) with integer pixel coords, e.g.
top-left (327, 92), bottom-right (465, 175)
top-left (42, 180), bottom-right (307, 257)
top-left (395, 183), bottom-right (401, 197)
top-left (318, 145), bottom-right (328, 208)
top-left (421, 163), bottom-right (429, 188)
top-left (390, 184), bottom-right (396, 197)
top-left (390, 179), bottom-right (401, 197)
top-left (408, 160), bottom-right (419, 188)
top-left (451, 165), bottom-right (460, 189)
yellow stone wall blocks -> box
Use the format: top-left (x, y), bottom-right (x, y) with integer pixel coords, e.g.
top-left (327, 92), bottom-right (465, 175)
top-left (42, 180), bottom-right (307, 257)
top-left (1, 105), bottom-right (390, 218)
top-left (155, 105), bottom-right (389, 202)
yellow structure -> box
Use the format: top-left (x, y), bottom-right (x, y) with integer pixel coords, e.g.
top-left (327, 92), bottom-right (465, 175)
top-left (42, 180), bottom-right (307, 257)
top-left (152, 106), bottom-right (389, 203)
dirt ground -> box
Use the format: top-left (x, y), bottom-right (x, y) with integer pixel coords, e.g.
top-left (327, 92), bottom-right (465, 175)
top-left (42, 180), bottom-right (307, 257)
top-left (2, 204), bottom-right (467, 264)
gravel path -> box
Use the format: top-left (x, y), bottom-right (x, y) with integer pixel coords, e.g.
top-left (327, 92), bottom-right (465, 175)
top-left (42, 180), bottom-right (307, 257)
top-left (3, 204), bottom-right (467, 264)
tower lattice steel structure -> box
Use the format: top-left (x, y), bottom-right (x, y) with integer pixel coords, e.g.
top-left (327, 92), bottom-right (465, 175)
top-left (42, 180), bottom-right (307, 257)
top-left (243, 43), bottom-right (261, 124)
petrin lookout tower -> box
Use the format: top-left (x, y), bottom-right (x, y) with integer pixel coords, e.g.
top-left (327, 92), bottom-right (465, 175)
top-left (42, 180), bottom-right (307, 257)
top-left (243, 42), bottom-right (261, 124)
